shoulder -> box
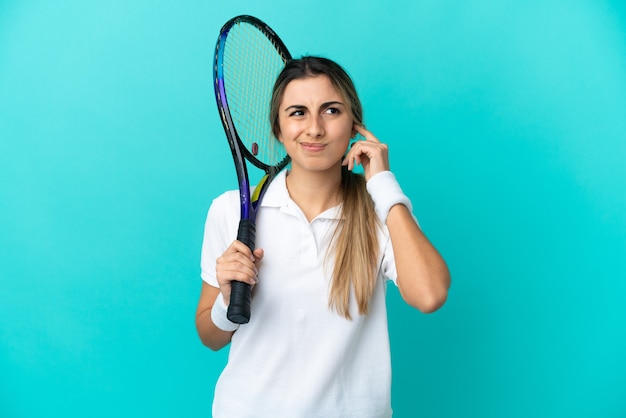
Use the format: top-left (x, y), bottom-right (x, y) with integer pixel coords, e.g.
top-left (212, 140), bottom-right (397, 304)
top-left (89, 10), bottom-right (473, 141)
top-left (205, 189), bottom-right (240, 227)
top-left (211, 189), bottom-right (240, 209)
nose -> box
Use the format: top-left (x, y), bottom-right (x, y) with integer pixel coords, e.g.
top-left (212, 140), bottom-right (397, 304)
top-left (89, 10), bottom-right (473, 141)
top-left (306, 115), bottom-right (325, 138)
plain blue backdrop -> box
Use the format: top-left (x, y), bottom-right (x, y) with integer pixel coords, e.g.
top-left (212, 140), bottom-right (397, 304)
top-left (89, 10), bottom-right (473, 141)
top-left (1, 1), bottom-right (625, 417)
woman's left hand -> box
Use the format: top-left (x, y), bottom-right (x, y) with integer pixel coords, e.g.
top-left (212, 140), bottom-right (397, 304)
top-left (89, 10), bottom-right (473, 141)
top-left (342, 124), bottom-right (390, 181)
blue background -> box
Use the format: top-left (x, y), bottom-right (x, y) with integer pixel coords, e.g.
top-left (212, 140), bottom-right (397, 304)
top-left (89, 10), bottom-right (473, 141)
top-left (1, 1), bottom-right (625, 417)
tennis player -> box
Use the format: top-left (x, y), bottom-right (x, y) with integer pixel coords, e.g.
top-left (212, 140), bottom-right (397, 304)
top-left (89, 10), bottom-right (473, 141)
top-left (196, 56), bottom-right (450, 417)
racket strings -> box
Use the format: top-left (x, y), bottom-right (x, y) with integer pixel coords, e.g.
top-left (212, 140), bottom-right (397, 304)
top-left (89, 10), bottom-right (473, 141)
top-left (223, 22), bottom-right (287, 167)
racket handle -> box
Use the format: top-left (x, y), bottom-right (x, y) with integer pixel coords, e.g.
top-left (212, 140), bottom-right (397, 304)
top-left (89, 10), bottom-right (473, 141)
top-left (228, 281), bottom-right (251, 324)
top-left (236, 218), bottom-right (256, 250)
top-left (227, 219), bottom-right (256, 324)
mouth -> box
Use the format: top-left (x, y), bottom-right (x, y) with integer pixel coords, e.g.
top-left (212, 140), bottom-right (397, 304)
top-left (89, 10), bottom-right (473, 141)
top-left (300, 142), bottom-right (326, 152)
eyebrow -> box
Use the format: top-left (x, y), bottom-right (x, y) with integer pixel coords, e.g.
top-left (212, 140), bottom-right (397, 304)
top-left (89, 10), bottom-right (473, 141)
top-left (283, 101), bottom-right (346, 112)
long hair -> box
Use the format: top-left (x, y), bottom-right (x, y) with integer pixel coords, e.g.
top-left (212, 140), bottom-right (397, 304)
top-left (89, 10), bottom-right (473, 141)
top-left (270, 56), bottom-right (379, 319)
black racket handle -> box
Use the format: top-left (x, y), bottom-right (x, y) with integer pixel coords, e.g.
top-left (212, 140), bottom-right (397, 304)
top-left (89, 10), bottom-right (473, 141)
top-left (227, 219), bottom-right (256, 324)
top-left (228, 281), bottom-right (251, 324)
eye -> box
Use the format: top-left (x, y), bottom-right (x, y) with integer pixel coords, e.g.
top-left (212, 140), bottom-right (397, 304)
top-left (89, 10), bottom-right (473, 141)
top-left (324, 107), bottom-right (341, 115)
top-left (289, 108), bottom-right (306, 117)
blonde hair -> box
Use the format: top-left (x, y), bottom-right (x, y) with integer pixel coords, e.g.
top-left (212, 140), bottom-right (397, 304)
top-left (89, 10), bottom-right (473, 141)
top-left (270, 56), bottom-right (379, 319)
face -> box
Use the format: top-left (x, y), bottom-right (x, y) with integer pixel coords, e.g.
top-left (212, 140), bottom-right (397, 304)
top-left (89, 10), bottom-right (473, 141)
top-left (277, 75), bottom-right (354, 175)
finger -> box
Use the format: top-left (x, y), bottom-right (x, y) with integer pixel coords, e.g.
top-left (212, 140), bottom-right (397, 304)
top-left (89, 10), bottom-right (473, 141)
top-left (218, 252), bottom-right (258, 271)
top-left (353, 124), bottom-right (380, 143)
top-left (216, 250), bottom-right (259, 286)
top-left (252, 248), bottom-right (264, 265)
top-left (344, 150), bottom-right (361, 171)
top-left (218, 250), bottom-right (259, 272)
top-left (347, 142), bottom-right (390, 179)
top-left (348, 141), bottom-right (375, 162)
top-left (344, 142), bottom-right (370, 171)
top-left (218, 273), bottom-right (256, 287)
top-left (216, 261), bottom-right (258, 286)
top-left (225, 240), bottom-right (255, 261)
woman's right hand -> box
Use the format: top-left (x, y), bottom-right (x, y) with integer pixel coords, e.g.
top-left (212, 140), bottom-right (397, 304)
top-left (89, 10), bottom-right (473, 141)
top-left (215, 240), bottom-right (264, 304)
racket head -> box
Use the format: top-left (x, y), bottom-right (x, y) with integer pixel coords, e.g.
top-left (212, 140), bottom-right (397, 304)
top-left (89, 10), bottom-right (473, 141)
top-left (214, 15), bottom-right (291, 174)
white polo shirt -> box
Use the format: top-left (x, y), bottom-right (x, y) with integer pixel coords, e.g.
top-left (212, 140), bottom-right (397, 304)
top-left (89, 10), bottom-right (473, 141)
top-left (201, 170), bottom-right (398, 418)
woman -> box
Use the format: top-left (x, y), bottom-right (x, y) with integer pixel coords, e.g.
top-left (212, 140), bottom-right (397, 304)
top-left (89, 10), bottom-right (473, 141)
top-left (196, 56), bottom-right (450, 417)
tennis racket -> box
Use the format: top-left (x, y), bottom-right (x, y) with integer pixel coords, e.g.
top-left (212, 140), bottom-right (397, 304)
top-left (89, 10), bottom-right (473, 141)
top-left (213, 15), bottom-right (291, 324)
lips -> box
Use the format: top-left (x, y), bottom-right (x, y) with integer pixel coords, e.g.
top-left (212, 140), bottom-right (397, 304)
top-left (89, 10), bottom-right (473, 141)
top-left (300, 142), bottom-right (325, 152)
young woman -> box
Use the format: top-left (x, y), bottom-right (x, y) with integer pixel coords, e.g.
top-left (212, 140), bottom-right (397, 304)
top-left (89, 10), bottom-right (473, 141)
top-left (196, 56), bottom-right (450, 417)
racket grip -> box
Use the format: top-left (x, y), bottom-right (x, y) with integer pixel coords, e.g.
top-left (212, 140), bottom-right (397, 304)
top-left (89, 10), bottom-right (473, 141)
top-left (228, 281), bottom-right (251, 324)
top-left (227, 219), bottom-right (256, 324)
top-left (236, 219), bottom-right (256, 251)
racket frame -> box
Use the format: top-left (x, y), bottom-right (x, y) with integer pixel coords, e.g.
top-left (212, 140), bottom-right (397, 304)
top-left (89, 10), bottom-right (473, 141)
top-left (213, 15), bottom-right (291, 323)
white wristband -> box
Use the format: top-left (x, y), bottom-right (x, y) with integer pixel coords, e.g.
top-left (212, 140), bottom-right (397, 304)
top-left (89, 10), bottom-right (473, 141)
top-left (366, 171), bottom-right (413, 223)
top-left (211, 293), bottom-right (240, 332)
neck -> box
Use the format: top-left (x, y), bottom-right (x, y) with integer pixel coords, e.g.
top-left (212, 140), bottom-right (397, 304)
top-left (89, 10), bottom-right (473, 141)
top-left (285, 166), bottom-right (343, 222)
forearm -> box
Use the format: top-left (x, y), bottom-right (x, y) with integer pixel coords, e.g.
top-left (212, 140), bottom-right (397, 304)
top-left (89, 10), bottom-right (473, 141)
top-left (196, 309), bottom-right (234, 351)
top-left (195, 283), bottom-right (235, 350)
top-left (366, 170), bottom-right (450, 312)
top-left (386, 204), bottom-right (450, 313)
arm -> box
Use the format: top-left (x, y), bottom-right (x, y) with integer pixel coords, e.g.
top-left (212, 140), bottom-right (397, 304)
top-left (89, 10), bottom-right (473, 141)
top-left (344, 124), bottom-right (450, 313)
top-left (195, 282), bottom-right (235, 351)
top-left (386, 204), bottom-right (450, 313)
top-left (195, 240), bottom-right (263, 350)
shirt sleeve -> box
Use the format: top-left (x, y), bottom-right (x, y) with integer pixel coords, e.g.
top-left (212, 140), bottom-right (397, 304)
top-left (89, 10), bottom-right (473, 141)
top-left (378, 225), bottom-right (398, 286)
top-left (200, 191), bottom-right (239, 287)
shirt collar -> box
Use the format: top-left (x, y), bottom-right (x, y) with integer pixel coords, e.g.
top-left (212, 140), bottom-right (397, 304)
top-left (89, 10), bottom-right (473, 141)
top-left (260, 170), bottom-right (343, 221)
